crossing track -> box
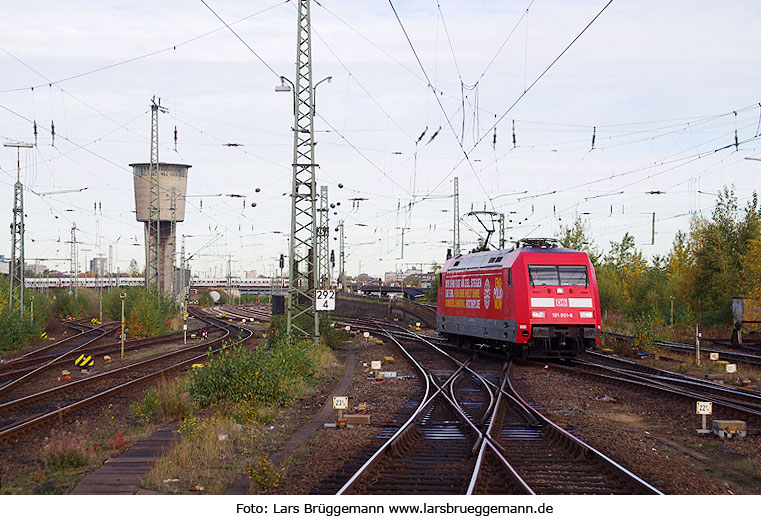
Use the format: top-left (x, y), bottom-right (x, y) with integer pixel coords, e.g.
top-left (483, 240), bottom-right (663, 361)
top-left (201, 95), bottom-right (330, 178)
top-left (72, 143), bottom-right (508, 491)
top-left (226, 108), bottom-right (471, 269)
top-left (471, 363), bottom-right (661, 494)
top-left (0, 322), bottom-right (119, 398)
top-left (334, 320), bottom-right (660, 495)
top-left (0, 324), bottom-right (220, 394)
top-left (0, 308), bottom-right (253, 444)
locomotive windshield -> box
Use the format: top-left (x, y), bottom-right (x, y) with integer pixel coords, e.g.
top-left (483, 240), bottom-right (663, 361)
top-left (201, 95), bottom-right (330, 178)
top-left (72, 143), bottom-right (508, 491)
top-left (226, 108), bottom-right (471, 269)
top-left (528, 265), bottom-right (589, 287)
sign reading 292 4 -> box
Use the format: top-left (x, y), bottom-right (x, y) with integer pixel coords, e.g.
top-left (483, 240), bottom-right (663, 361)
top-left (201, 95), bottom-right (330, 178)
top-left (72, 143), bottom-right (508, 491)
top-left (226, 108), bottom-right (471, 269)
top-left (315, 289), bottom-right (336, 311)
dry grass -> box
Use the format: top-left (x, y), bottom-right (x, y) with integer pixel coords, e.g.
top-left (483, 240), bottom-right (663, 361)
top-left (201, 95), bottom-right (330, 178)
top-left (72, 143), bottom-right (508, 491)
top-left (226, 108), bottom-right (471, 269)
top-left (155, 376), bottom-right (192, 420)
top-left (143, 343), bottom-right (340, 494)
top-left (144, 414), bottom-right (246, 494)
top-left (42, 430), bottom-right (95, 469)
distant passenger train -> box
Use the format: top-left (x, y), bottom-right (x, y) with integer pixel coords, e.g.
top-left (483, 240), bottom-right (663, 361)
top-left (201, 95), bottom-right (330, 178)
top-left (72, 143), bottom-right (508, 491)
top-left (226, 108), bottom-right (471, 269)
top-left (437, 238), bottom-right (601, 359)
top-left (24, 276), bottom-right (288, 290)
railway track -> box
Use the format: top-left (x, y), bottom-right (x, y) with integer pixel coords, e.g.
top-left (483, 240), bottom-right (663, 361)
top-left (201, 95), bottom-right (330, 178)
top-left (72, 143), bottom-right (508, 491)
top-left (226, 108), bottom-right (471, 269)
top-left (471, 364), bottom-right (660, 494)
top-left (604, 330), bottom-right (761, 367)
top-left (0, 325), bottom-right (219, 391)
top-left (0, 309), bottom-right (253, 444)
top-left (331, 321), bottom-right (660, 495)
top-left (567, 352), bottom-right (761, 427)
top-left (0, 323), bottom-right (120, 399)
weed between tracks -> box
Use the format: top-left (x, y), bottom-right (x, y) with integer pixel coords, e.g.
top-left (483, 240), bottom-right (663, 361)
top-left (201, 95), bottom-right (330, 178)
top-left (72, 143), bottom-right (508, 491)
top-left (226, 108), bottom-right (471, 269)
top-left (141, 338), bottom-right (339, 494)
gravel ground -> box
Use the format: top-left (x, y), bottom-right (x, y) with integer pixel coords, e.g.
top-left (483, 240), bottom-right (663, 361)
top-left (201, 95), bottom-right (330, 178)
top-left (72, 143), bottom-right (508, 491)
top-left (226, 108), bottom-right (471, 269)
top-left (274, 334), bottom-right (421, 494)
top-left (510, 362), bottom-right (761, 494)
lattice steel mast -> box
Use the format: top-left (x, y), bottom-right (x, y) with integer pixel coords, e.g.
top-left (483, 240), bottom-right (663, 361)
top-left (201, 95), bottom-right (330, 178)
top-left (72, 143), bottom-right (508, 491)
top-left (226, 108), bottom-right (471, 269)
top-left (70, 223), bottom-right (78, 298)
top-left (317, 185), bottom-right (330, 288)
top-left (338, 220), bottom-right (345, 292)
top-left (287, 0), bottom-right (320, 338)
top-left (169, 188), bottom-right (177, 295)
top-left (146, 96), bottom-right (166, 292)
top-left (453, 176), bottom-right (460, 257)
top-left (5, 142), bottom-right (32, 314)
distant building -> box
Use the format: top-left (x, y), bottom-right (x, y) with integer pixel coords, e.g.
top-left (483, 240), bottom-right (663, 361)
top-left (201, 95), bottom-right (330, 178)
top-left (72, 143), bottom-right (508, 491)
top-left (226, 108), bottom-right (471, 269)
top-left (382, 267), bottom-right (433, 288)
top-left (25, 262), bottom-right (49, 275)
top-left (245, 270), bottom-right (259, 278)
top-left (90, 257), bottom-right (108, 276)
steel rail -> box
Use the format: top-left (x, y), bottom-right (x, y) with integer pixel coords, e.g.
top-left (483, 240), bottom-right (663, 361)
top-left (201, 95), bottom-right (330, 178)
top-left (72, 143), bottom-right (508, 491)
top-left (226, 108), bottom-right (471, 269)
top-left (0, 324), bottom-right (117, 395)
top-left (335, 326), bottom-right (433, 494)
top-left (467, 374), bottom-right (534, 495)
top-left (504, 361), bottom-right (663, 494)
top-left (0, 314), bottom-right (252, 442)
top-left (567, 360), bottom-right (761, 419)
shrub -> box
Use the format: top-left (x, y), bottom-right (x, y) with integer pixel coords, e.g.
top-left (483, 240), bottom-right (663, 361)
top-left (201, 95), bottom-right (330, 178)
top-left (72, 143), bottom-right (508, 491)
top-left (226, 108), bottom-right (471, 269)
top-left (188, 338), bottom-right (316, 410)
top-left (319, 318), bottom-right (350, 349)
top-left (0, 305), bottom-right (38, 352)
top-left (248, 456), bottom-right (284, 491)
top-left (50, 290), bottom-right (91, 319)
top-left (633, 312), bottom-right (665, 352)
top-left (130, 390), bottom-right (160, 424)
top-left (103, 287), bottom-right (177, 337)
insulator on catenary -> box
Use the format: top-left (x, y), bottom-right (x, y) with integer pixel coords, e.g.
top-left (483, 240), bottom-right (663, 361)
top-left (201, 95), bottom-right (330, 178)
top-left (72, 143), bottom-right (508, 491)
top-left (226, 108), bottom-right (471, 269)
top-left (417, 126), bottom-right (428, 144)
top-left (591, 126), bottom-right (596, 150)
top-left (512, 120), bottom-right (516, 148)
top-left (492, 127), bottom-right (497, 148)
top-left (51, 120), bottom-right (55, 147)
top-left (33, 120), bottom-right (38, 146)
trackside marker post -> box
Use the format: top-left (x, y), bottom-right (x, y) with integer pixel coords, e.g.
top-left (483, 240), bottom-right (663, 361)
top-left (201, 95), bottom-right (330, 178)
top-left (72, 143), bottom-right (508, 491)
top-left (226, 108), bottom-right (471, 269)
top-left (333, 396), bottom-right (348, 425)
top-left (696, 401), bottom-right (712, 434)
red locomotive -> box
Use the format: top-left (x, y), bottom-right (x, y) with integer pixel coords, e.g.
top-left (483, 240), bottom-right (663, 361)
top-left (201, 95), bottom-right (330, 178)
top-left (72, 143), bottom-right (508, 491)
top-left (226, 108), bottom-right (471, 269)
top-left (437, 238), bottom-right (601, 358)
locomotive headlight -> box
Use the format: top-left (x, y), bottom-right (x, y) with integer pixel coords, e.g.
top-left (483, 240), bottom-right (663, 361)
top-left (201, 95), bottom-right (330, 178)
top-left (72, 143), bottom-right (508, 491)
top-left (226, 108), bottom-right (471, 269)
top-left (579, 311), bottom-right (593, 318)
top-left (531, 310), bottom-right (545, 318)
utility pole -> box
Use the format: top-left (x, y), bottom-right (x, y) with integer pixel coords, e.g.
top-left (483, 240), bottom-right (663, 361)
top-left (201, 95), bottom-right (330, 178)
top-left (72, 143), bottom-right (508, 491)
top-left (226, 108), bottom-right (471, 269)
top-left (70, 223), bottom-right (78, 298)
top-left (338, 221), bottom-right (345, 292)
top-left (180, 234), bottom-right (187, 307)
top-left (5, 142), bottom-right (33, 315)
top-left (147, 96), bottom-right (167, 293)
top-left (499, 213), bottom-right (506, 250)
top-left (453, 176), bottom-right (460, 257)
top-left (108, 244), bottom-right (113, 290)
top-left (317, 185), bottom-right (330, 289)
top-left (397, 227), bottom-right (407, 260)
top-left (279, 0), bottom-right (331, 340)
top-left (227, 254), bottom-right (232, 304)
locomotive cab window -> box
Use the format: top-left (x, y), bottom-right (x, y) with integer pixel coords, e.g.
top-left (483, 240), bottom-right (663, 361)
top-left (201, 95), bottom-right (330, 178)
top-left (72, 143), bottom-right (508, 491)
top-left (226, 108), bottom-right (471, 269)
top-left (528, 265), bottom-right (588, 287)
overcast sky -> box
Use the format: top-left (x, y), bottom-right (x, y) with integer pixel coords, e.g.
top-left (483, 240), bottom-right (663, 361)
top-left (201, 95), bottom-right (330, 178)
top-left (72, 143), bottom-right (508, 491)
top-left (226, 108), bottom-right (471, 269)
top-left (1, 0), bottom-right (760, 278)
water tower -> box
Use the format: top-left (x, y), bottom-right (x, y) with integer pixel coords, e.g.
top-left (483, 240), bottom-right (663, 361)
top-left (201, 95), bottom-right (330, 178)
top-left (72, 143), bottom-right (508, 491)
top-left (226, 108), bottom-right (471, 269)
top-left (130, 162), bottom-right (190, 294)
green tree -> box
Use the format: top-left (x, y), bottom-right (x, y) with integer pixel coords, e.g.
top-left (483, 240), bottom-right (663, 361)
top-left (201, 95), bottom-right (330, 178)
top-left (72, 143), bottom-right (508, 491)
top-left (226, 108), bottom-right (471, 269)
top-left (684, 187), bottom-right (761, 323)
top-left (558, 216), bottom-right (600, 264)
top-left (129, 259), bottom-right (141, 277)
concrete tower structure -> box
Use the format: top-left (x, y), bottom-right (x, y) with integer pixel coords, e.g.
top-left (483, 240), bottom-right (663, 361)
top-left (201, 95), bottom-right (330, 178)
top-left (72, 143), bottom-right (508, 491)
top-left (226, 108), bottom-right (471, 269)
top-left (130, 162), bottom-right (190, 294)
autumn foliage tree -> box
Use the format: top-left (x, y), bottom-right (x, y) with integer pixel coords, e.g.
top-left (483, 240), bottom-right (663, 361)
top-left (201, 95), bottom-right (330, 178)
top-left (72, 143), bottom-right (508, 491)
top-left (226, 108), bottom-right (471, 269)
top-left (566, 187), bottom-right (761, 326)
